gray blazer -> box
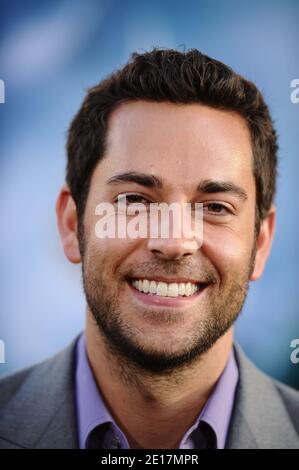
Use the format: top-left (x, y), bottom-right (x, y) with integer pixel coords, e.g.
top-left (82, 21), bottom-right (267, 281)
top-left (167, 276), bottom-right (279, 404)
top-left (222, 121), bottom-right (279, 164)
top-left (0, 336), bottom-right (298, 449)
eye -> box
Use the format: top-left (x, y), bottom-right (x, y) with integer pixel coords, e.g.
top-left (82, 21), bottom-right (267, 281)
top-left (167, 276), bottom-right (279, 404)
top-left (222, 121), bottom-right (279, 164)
top-left (203, 202), bottom-right (232, 216)
top-left (114, 193), bottom-right (152, 206)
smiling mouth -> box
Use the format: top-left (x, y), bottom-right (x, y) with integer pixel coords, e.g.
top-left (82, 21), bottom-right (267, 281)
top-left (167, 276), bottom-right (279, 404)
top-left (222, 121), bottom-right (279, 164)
top-left (128, 278), bottom-right (209, 298)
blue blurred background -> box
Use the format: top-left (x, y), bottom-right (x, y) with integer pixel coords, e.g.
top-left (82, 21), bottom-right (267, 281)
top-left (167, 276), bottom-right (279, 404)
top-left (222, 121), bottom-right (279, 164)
top-left (0, 0), bottom-right (298, 388)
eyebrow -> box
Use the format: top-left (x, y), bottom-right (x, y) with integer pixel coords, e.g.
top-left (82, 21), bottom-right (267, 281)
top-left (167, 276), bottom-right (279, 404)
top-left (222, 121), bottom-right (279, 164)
top-left (196, 179), bottom-right (248, 201)
top-left (106, 172), bottom-right (248, 201)
top-left (107, 172), bottom-right (163, 189)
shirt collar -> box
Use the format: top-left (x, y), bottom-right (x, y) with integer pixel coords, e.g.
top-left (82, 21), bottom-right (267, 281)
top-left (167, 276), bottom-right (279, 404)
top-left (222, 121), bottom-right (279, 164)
top-left (75, 333), bottom-right (130, 449)
top-left (76, 332), bottom-right (239, 449)
top-left (182, 345), bottom-right (239, 449)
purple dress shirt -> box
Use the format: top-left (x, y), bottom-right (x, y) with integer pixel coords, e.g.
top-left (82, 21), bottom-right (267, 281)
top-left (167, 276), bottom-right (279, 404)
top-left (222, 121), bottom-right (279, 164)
top-left (76, 333), bottom-right (239, 449)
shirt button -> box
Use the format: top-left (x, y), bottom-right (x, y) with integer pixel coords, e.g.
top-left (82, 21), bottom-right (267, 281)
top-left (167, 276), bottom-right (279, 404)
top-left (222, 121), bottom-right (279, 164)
top-left (111, 436), bottom-right (122, 449)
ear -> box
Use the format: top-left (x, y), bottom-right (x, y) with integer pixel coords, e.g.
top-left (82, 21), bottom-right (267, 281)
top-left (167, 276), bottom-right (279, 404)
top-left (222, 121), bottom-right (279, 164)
top-left (56, 184), bottom-right (81, 263)
top-left (250, 205), bottom-right (276, 281)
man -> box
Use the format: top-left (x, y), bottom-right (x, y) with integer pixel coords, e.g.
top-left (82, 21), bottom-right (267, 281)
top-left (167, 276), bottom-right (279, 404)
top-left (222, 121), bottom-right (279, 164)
top-left (0, 47), bottom-right (298, 450)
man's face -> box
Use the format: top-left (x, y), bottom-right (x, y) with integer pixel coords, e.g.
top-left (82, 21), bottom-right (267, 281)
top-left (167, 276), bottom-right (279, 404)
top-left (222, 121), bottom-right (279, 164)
top-left (79, 101), bottom-right (257, 374)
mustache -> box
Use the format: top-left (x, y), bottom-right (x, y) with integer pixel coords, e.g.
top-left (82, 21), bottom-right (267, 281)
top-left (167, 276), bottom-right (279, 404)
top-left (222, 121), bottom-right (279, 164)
top-left (122, 261), bottom-right (218, 284)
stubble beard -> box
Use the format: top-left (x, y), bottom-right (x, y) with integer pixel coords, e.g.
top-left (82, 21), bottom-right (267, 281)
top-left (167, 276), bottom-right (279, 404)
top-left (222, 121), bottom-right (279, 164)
top-left (80, 232), bottom-right (257, 378)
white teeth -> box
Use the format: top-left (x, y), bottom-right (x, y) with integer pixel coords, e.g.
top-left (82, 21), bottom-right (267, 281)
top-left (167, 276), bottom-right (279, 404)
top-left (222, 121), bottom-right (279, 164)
top-left (149, 280), bottom-right (156, 294)
top-left (185, 282), bottom-right (191, 296)
top-left (168, 283), bottom-right (179, 297)
top-left (178, 283), bottom-right (185, 296)
top-left (157, 282), bottom-right (168, 296)
top-left (143, 279), bottom-right (150, 293)
top-left (131, 279), bottom-right (200, 297)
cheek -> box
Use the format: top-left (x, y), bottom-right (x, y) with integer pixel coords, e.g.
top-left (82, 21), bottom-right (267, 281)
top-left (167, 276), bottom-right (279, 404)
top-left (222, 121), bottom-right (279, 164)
top-left (87, 233), bottom-right (141, 276)
top-left (201, 224), bottom-right (254, 275)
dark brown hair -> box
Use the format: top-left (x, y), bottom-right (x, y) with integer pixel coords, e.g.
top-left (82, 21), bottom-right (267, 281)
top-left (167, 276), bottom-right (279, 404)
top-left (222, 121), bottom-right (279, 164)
top-left (66, 47), bottom-right (278, 237)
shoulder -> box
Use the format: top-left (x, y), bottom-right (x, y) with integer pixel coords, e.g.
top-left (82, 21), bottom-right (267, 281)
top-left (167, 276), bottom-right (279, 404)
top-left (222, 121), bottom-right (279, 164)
top-left (274, 379), bottom-right (299, 431)
top-left (228, 342), bottom-right (299, 448)
top-left (0, 336), bottom-right (79, 408)
top-left (0, 336), bottom-right (80, 449)
top-left (0, 365), bottom-right (36, 410)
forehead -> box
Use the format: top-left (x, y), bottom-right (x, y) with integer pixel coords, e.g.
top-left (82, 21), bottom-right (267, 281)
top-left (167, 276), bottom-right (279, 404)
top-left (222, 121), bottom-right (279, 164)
top-left (98, 100), bottom-right (254, 193)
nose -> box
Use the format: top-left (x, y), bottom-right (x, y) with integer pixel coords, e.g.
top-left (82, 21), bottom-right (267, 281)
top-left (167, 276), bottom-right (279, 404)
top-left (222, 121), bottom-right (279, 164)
top-left (147, 236), bottom-right (199, 260)
top-left (146, 201), bottom-right (203, 260)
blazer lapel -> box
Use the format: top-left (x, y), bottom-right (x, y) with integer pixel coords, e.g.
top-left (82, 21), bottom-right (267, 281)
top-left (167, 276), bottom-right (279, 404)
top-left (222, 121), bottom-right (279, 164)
top-left (226, 343), bottom-right (299, 449)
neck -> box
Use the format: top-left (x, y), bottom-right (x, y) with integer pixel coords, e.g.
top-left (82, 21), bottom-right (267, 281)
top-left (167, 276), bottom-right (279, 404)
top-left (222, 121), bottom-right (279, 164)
top-left (85, 309), bottom-right (234, 449)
